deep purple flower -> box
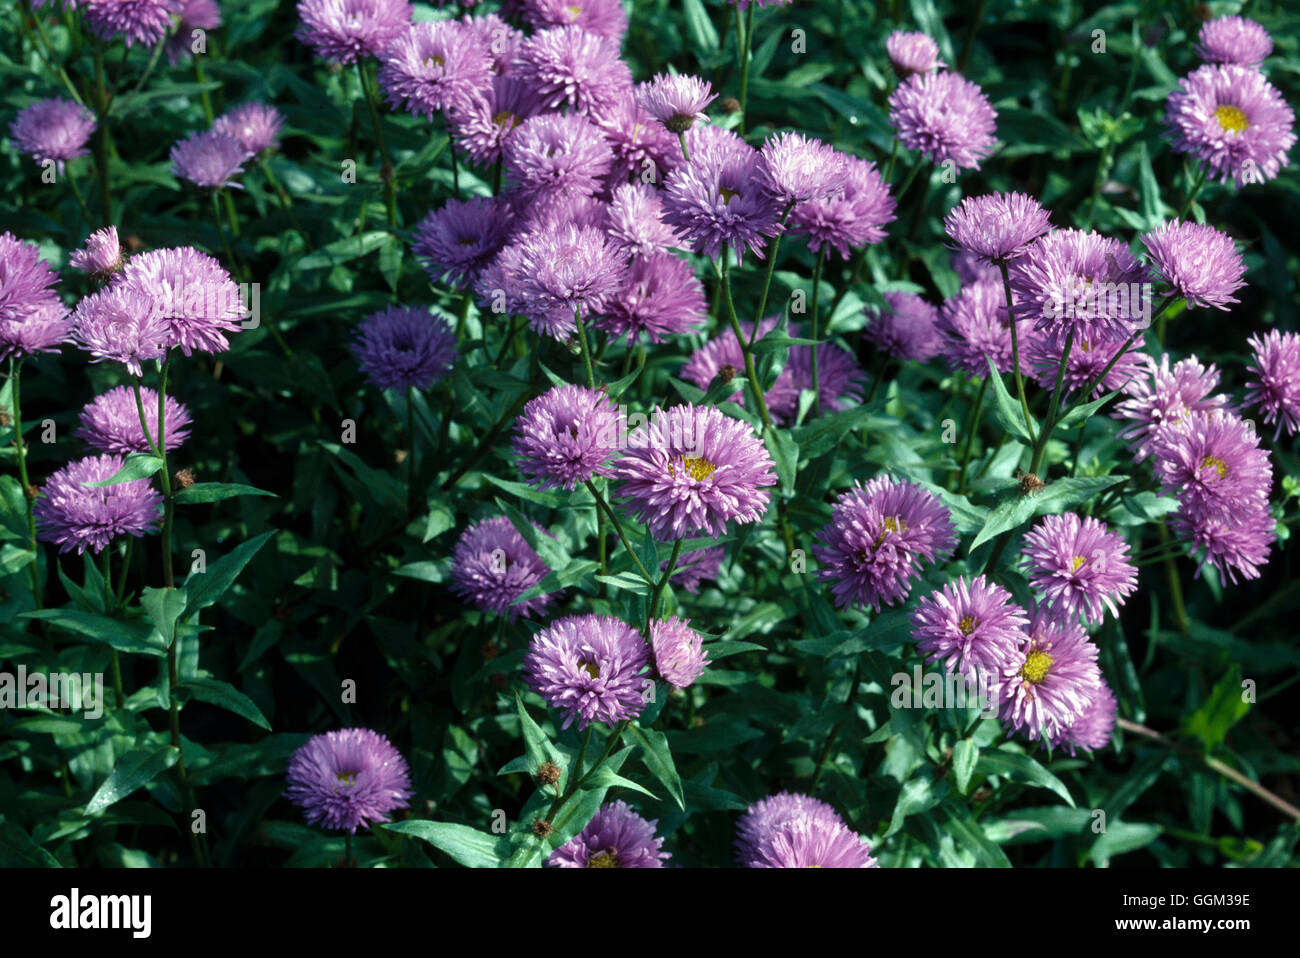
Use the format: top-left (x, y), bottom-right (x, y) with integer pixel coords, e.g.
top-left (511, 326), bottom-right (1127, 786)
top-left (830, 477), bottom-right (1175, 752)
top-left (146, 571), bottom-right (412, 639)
top-left (68, 226), bottom-right (123, 279)
top-left (936, 278), bottom-right (1037, 378)
top-left (669, 545), bottom-right (725, 594)
top-left (284, 728), bottom-right (413, 834)
top-left (449, 515), bottom-right (557, 620)
top-left (165, 0), bottom-right (222, 64)
top-left (524, 614), bottom-right (650, 730)
top-left (1021, 513), bottom-right (1137, 624)
top-left (1140, 219), bottom-right (1245, 311)
top-left (886, 31), bottom-right (944, 75)
top-left (814, 476), bottom-right (958, 612)
top-left (1151, 411), bottom-right (1272, 514)
top-left (864, 291), bottom-right (942, 362)
top-left (595, 252), bottom-right (707, 346)
top-left (889, 70), bottom-right (997, 171)
top-left (9, 97), bottom-right (95, 170)
top-left (296, 0), bottom-right (413, 65)
top-left (590, 93), bottom-right (683, 186)
top-left (759, 132), bottom-right (845, 203)
top-left (513, 26), bottom-right (633, 118)
top-left (547, 800), bottom-right (668, 868)
top-left (212, 102), bottom-right (284, 157)
top-left (449, 77), bottom-right (543, 167)
top-left (943, 191), bottom-right (1051, 264)
top-left (1052, 679), bottom-right (1117, 756)
top-left (76, 385), bottom-right (191, 454)
top-left (1165, 63), bottom-right (1296, 187)
top-left (1244, 330), bottom-right (1300, 438)
top-left (1024, 328), bottom-right (1148, 399)
top-left (378, 19), bottom-right (495, 119)
top-left (117, 246), bottom-right (246, 356)
top-left (83, 0), bottom-right (181, 48)
top-left (650, 615), bottom-right (709, 689)
top-left (0, 233), bottom-right (67, 359)
top-left (1196, 15), bottom-right (1273, 67)
top-left (70, 284), bottom-right (169, 375)
top-left (605, 183), bottom-right (678, 258)
top-left (512, 384), bottom-right (620, 490)
top-left (411, 195), bottom-right (515, 291)
top-left (1170, 499), bottom-right (1274, 585)
top-left (788, 340), bottom-right (865, 413)
top-left (615, 403), bottom-right (777, 541)
top-left (789, 153), bottom-right (896, 261)
top-left (522, 0), bottom-right (628, 42)
top-left (679, 317), bottom-right (799, 423)
top-left (170, 130), bottom-right (248, 189)
top-left (34, 453), bottom-right (162, 555)
top-left (1113, 353), bottom-right (1229, 462)
top-left (911, 575), bottom-right (1028, 678)
top-left (502, 112), bottom-right (613, 198)
top-left (351, 305), bottom-right (457, 392)
top-left (735, 792), bottom-right (877, 869)
top-left (997, 608), bottom-right (1101, 743)
top-left (637, 73), bottom-right (715, 133)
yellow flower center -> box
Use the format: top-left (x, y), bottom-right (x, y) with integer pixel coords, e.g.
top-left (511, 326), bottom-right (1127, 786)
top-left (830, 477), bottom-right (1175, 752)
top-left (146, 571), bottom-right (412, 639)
top-left (579, 659), bottom-right (600, 680)
top-left (718, 185), bottom-right (740, 205)
top-left (874, 515), bottom-right (907, 547)
top-left (423, 54), bottom-right (446, 69)
top-left (587, 849), bottom-right (619, 868)
top-left (1019, 649), bottom-right (1054, 685)
top-left (335, 770), bottom-right (357, 792)
top-left (958, 615), bottom-right (976, 636)
top-left (493, 110), bottom-right (518, 129)
top-left (1201, 455), bottom-right (1229, 479)
top-left (566, 4), bottom-right (583, 19)
top-left (1214, 104), bottom-right (1249, 133)
top-left (1070, 555), bottom-right (1086, 572)
top-left (670, 455), bottom-right (717, 481)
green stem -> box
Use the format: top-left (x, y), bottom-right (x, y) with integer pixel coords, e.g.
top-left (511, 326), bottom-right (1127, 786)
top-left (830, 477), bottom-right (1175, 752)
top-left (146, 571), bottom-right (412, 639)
top-left (222, 188), bottom-right (241, 239)
top-left (646, 538), bottom-right (683, 636)
top-left (91, 45), bottom-right (113, 226)
top-left (753, 204), bottom-right (793, 328)
top-left (583, 480), bottom-right (655, 585)
top-left (1158, 522), bottom-right (1189, 634)
top-left (1177, 163), bottom-right (1208, 220)
top-left (130, 38), bottom-right (166, 95)
top-left (8, 360), bottom-right (41, 606)
top-left (66, 169), bottom-right (94, 225)
top-left (115, 537), bottom-right (133, 603)
top-left (194, 56), bottom-right (215, 124)
top-left (406, 385), bottom-right (417, 516)
top-left (737, 4), bottom-right (755, 134)
top-left (718, 256), bottom-right (773, 429)
top-left (259, 157), bottom-right (312, 250)
top-left (809, 256), bottom-right (823, 418)
top-left (356, 61), bottom-right (398, 227)
top-left (955, 376), bottom-right (988, 494)
top-left (997, 261), bottom-right (1035, 443)
top-left (574, 309), bottom-right (596, 389)
top-left (958, 0), bottom-right (988, 74)
top-left (1028, 326), bottom-right (1075, 476)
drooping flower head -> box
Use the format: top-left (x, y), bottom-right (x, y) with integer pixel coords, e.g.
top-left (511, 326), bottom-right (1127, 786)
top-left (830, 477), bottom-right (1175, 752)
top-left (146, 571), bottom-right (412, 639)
top-left (1052, 678), bottom-right (1117, 756)
top-left (590, 93), bottom-right (683, 186)
top-left (0, 301), bottom-right (71, 361)
top-left (889, 70), bottom-right (997, 171)
top-left (170, 130), bottom-right (248, 189)
top-left (1196, 15), bottom-right (1273, 67)
top-left (449, 515), bottom-right (558, 620)
top-left (212, 102), bottom-right (285, 157)
top-left (1244, 330), bottom-right (1300, 439)
top-left (937, 278), bottom-right (1037, 377)
top-left (0, 233), bottom-right (67, 360)
top-left (83, 0), bottom-right (181, 47)
top-left (512, 384), bottom-right (621, 490)
top-left (411, 195), bottom-right (515, 291)
top-left (1113, 353), bottom-right (1229, 462)
top-left (117, 246), bottom-right (247, 355)
top-left (165, 0), bottom-right (222, 64)
top-left (1024, 328), bottom-right (1148, 399)
top-left (814, 476), bottom-right (958, 612)
top-left (1170, 499), bottom-right (1275, 585)
top-left (669, 545), bottom-right (726, 594)
top-left (378, 19), bottom-right (495, 119)
top-left (650, 615), bottom-right (709, 690)
top-left (351, 305), bottom-right (457, 392)
top-left (1140, 219), bottom-right (1245, 311)
top-left (637, 73), bottom-right (715, 133)
top-left (9, 97), bottom-right (96, 171)
top-left (284, 728), bottom-right (413, 834)
top-left (596, 251), bottom-right (707, 346)
top-left (615, 403), bottom-right (777, 541)
top-left (864, 290), bottom-right (942, 362)
top-left (1021, 513), bottom-right (1137, 624)
top-left (997, 608), bottom-right (1102, 743)
top-left (502, 112), bottom-right (614, 199)
top-left (513, 26), bottom-right (633, 118)
top-left (547, 800), bottom-right (669, 868)
top-left (296, 0), bottom-right (413, 65)
top-left (886, 31), bottom-right (944, 75)
top-left (522, 0), bottom-right (629, 42)
top-left (76, 385), bottom-right (192, 455)
top-left (69, 226), bottom-right (123, 279)
top-left (788, 340), bottom-right (866, 413)
top-left (735, 792), bottom-right (877, 869)
top-left (1150, 411), bottom-right (1272, 514)
top-left (1164, 63), bottom-right (1296, 187)
top-left (911, 574), bottom-right (1028, 678)
top-left (790, 153), bottom-right (896, 261)
top-left (34, 453), bottom-right (162, 555)
top-left (524, 614), bottom-right (650, 730)
top-left (70, 283), bottom-right (169, 375)
top-left (943, 191), bottom-right (1051, 264)
top-left (759, 131), bottom-right (846, 204)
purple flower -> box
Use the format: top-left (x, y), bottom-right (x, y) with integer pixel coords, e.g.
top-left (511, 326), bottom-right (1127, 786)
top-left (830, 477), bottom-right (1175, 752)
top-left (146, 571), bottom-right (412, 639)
top-left (735, 792), bottom-right (877, 869)
top-left (1140, 219), bottom-right (1245, 310)
top-left (889, 70), bottom-right (997, 171)
top-left (1021, 513), bottom-right (1137, 624)
top-left (595, 252), bottom-right (707, 346)
top-left (0, 233), bottom-right (67, 360)
top-left (886, 31), bottom-right (944, 75)
top-left (69, 226), bottom-right (123, 279)
top-left (117, 246), bottom-right (246, 356)
top-left (669, 545), bottom-right (725, 594)
top-left (790, 153), bottom-right (896, 261)
top-left (411, 195), bottom-right (515, 291)
top-left (170, 130), bottom-right (248, 189)
top-left (513, 26), bottom-right (632, 118)
top-left (449, 77), bottom-right (543, 167)
top-left (662, 124), bottom-right (783, 265)
top-left (814, 475), bottom-right (958, 612)
top-left (759, 131), bottom-right (845, 203)
top-left (605, 183), bottom-right (678, 258)
top-left (936, 278), bottom-right (1037, 377)
top-left (679, 317), bottom-right (798, 423)
top-left (284, 728), bottom-right (413, 834)
top-left (1151, 411), bottom-right (1272, 514)
top-left (507, 224), bottom-right (627, 338)
top-left (1113, 354), bottom-right (1229, 462)
top-left (547, 801), bottom-right (668, 868)
top-left (1244, 330), bottom-right (1300, 439)
top-left (911, 575), bottom-right (1028, 678)
top-left (788, 340), bottom-right (865, 413)
top-left (1024, 328), bottom-right (1148, 399)
top-left (9, 97), bottom-right (95, 170)
top-left (34, 453), bottom-right (162, 555)
top-left (351, 305), bottom-right (457, 392)
top-left (212, 102), bottom-right (285, 157)
top-left (1171, 499), bottom-right (1274, 585)
top-left (460, 12), bottom-right (521, 76)
top-left (502, 112), bottom-right (613, 199)
top-left (83, 0), bottom-right (180, 48)
top-left (951, 248), bottom-right (1000, 284)
top-left (1008, 229), bottom-right (1146, 343)
top-left (650, 615), bottom-right (709, 689)
top-left (1165, 63), bottom-right (1296, 188)
top-left (864, 290), bottom-right (942, 362)
top-left (943, 191), bottom-right (1051, 264)
top-left (449, 515), bottom-right (558, 620)
top-left (522, 0), bottom-right (628, 43)
top-left (590, 93), bottom-right (683, 186)
top-left (165, 0), bottom-right (222, 64)
top-left (378, 19), bottom-right (495, 119)
top-left (524, 614), bottom-right (650, 730)
top-left (70, 283), bottom-right (169, 375)
top-left (76, 385), bottom-right (191, 455)
top-left (997, 608), bottom-right (1101, 743)
top-left (1196, 15), bottom-right (1273, 67)
top-left (615, 403), bottom-right (777, 541)
top-left (512, 384), bottom-right (620, 490)
top-left (1052, 679), bottom-right (1117, 756)
top-left (637, 73), bottom-right (715, 133)
top-left (0, 301), bottom-right (71, 361)
top-left (296, 0), bottom-right (413, 65)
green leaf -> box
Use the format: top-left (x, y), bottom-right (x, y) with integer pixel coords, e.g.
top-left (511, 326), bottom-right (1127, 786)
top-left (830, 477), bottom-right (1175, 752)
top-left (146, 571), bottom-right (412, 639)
top-left (1184, 666), bottom-right (1250, 750)
top-left (140, 586), bottom-right (187, 645)
top-left (1032, 475), bottom-right (1126, 513)
top-left (938, 802), bottom-right (1013, 867)
top-left (85, 453), bottom-right (163, 487)
top-left (582, 764), bottom-right (657, 800)
top-left (986, 357), bottom-right (1033, 445)
top-left (182, 530), bottom-right (275, 620)
top-left (515, 693), bottom-right (565, 787)
top-left (626, 724), bottom-right (686, 811)
top-left (765, 427), bottom-right (798, 496)
top-left (975, 748), bottom-right (1076, 807)
top-left (382, 821), bottom-right (509, 868)
top-left (85, 746), bottom-right (178, 816)
top-left (296, 230), bottom-right (391, 270)
top-left (681, 0), bottom-right (719, 56)
top-left (969, 491), bottom-right (1038, 551)
top-left (1091, 822), bottom-right (1163, 867)
top-left (952, 739), bottom-right (978, 794)
top-left (173, 483), bottom-right (278, 505)
top-left (177, 677), bottom-right (272, 730)
top-left (1056, 389), bottom-right (1123, 430)
top-left (20, 609), bottom-right (166, 656)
